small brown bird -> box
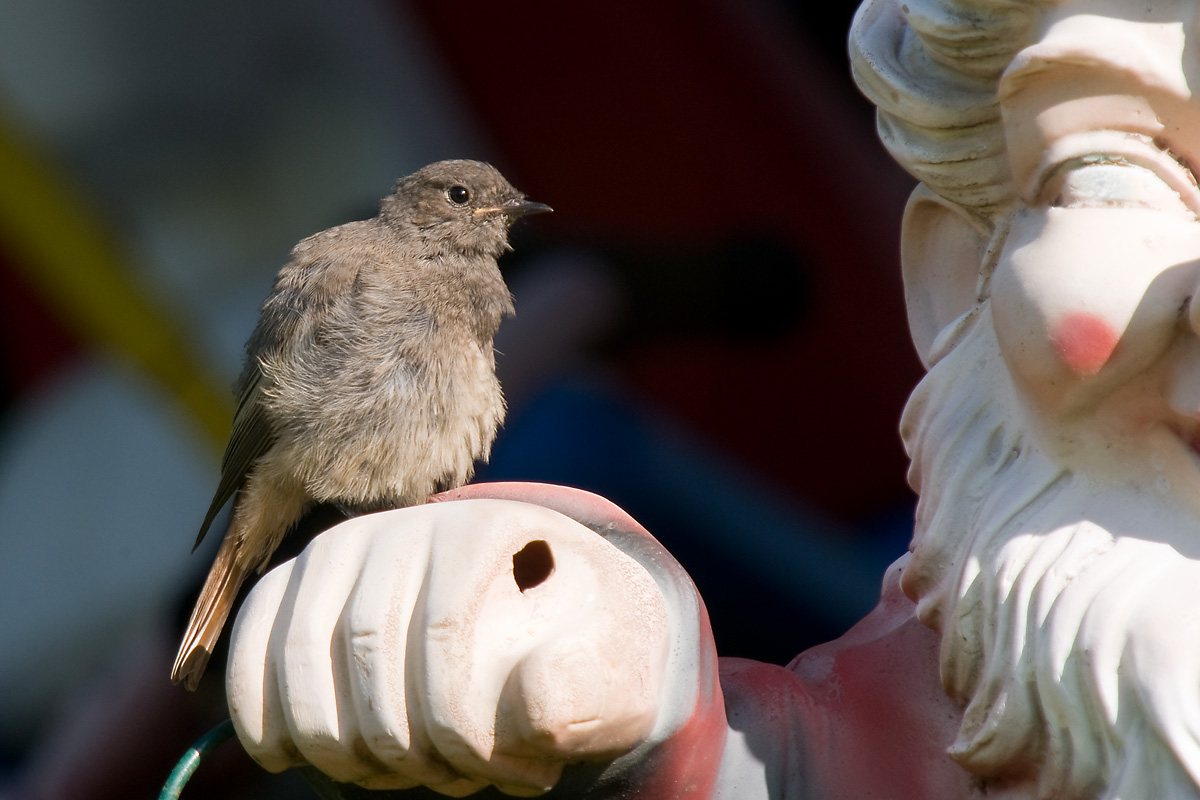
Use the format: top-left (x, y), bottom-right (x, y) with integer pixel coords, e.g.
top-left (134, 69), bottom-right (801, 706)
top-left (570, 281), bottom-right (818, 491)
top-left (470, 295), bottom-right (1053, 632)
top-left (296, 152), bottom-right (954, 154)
top-left (171, 160), bottom-right (550, 689)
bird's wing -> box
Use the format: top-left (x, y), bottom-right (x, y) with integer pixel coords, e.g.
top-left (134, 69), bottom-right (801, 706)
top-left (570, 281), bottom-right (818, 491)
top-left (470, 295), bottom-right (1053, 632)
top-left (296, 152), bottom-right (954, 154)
top-left (192, 367), bottom-right (276, 551)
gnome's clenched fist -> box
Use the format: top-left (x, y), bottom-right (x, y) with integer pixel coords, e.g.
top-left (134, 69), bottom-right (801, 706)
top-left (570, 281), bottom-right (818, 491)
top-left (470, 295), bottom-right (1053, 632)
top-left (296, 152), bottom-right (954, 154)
top-left (225, 494), bottom-right (672, 797)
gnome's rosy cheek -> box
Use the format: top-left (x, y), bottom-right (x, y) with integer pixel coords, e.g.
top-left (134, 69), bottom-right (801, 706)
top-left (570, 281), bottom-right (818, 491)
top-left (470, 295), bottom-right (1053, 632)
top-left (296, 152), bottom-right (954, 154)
top-left (1049, 312), bottom-right (1120, 378)
top-left (989, 198), bottom-right (1200, 417)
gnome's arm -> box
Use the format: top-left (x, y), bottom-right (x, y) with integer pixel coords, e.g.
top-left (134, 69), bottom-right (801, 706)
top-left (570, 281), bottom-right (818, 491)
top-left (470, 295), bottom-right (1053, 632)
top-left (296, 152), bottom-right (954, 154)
top-left (226, 483), bottom-right (969, 799)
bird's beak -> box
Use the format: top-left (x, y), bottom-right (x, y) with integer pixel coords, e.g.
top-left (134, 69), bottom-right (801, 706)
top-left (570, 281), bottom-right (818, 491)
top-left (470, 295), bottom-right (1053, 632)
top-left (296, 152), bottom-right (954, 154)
top-left (474, 198), bottom-right (553, 218)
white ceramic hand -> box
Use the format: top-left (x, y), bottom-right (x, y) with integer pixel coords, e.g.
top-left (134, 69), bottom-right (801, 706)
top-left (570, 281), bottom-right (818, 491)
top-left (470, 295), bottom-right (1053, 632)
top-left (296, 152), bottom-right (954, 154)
top-left (225, 498), bottom-right (670, 797)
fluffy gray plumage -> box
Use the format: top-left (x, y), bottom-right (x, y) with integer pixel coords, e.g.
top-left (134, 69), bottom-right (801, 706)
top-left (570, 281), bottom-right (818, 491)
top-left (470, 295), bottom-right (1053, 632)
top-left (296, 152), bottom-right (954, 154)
top-left (172, 159), bottom-right (550, 690)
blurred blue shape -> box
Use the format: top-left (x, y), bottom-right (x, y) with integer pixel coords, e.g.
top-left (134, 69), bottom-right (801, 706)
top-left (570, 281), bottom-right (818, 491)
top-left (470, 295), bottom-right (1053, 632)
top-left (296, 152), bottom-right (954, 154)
top-left (481, 376), bottom-right (907, 661)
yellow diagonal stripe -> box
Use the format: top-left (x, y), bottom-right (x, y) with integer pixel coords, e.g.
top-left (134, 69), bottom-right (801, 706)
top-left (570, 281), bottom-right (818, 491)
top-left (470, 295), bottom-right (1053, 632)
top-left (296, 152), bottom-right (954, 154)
top-left (0, 115), bottom-right (231, 450)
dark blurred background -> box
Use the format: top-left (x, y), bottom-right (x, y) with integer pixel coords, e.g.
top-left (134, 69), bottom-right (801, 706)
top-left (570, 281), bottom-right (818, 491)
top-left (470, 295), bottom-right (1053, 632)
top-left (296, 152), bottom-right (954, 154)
top-left (0, 1), bottom-right (917, 797)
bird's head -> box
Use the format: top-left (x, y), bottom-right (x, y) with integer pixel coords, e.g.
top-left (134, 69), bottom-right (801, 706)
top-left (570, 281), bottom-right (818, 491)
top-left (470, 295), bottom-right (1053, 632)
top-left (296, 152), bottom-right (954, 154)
top-left (381, 159), bottom-right (551, 258)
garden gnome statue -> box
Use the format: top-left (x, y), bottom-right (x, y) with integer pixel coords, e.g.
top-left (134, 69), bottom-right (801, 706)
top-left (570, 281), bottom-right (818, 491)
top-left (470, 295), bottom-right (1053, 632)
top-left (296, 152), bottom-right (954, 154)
top-left (225, 0), bottom-right (1200, 797)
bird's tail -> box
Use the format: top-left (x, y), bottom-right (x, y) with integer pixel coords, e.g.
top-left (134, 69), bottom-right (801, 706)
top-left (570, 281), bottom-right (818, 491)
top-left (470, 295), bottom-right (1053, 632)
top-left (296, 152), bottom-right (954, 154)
top-left (171, 534), bottom-right (252, 691)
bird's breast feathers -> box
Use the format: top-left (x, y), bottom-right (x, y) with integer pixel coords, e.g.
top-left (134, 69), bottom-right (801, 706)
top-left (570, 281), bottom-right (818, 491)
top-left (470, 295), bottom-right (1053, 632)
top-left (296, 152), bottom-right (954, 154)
top-left (258, 334), bottom-right (502, 506)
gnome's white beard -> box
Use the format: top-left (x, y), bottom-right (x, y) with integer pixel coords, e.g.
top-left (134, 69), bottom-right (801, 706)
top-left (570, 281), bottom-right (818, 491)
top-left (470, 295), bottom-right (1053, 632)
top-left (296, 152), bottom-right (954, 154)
top-left (900, 304), bottom-right (1200, 800)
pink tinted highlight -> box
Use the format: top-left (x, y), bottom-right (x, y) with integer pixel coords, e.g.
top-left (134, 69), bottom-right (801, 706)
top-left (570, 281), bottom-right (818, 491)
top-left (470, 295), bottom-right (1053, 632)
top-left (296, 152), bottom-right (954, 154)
top-left (1051, 311), bottom-right (1120, 376)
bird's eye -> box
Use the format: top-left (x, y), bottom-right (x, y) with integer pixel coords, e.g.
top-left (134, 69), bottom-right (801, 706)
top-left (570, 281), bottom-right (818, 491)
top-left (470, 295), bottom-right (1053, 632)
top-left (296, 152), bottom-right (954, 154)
top-left (448, 185), bottom-right (470, 205)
